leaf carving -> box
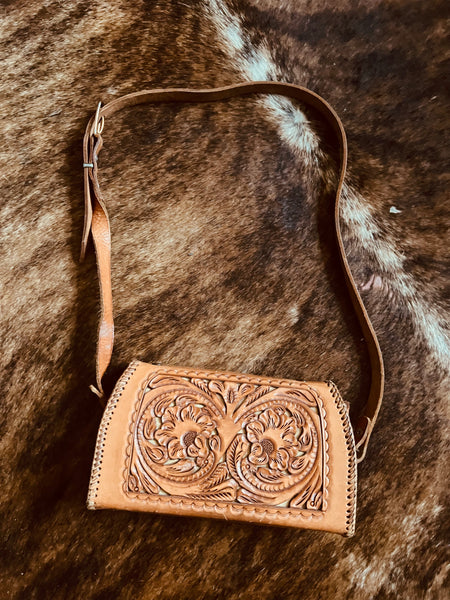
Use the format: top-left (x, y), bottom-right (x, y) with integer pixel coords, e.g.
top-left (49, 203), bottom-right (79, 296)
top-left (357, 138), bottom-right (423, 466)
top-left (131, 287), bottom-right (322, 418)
top-left (258, 468), bottom-right (283, 483)
top-left (167, 459), bottom-right (196, 474)
top-left (128, 473), bottom-right (139, 493)
top-left (307, 491), bottom-right (323, 510)
top-left (209, 434), bottom-right (221, 452)
top-left (226, 435), bottom-right (247, 482)
top-left (290, 484), bottom-right (313, 508)
top-left (139, 470), bottom-right (160, 495)
top-left (186, 487), bottom-right (237, 502)
top-left (203, 462), bottom-right (229, 489)
top-left (236, 489), bottom-right (269, 504)
top-left (142, 417), bottom-right (155, 440)
top-left (208, 380), bottom-right (225, 396)
top-left (190, 378), bottom-right (210, 395)
top-left (291, 456), bottom-right (307, 471)
top-left (144, 444), bottom-right (166, 463)
top-left (243, 385), bottom-right (273, 406)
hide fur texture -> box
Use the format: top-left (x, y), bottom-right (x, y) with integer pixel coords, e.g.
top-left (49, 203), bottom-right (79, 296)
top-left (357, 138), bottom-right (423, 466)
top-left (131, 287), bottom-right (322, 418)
top-left (1, 1), bottom-right (448, 598)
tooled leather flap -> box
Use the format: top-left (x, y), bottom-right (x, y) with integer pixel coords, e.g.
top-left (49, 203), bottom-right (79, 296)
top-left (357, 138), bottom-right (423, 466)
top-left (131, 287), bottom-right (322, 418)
top-left (88, 361), bottom-right (357, 536)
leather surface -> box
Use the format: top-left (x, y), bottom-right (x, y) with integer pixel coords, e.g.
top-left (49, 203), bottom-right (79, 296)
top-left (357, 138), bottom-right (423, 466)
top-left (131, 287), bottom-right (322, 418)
top-left (88, 361), bottom-right (356, 536)
top-left (81, 82), bottom-right (384, 461)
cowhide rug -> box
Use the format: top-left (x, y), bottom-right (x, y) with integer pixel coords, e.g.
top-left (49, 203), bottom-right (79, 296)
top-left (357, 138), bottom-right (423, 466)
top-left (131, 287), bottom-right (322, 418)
top-left (1, 1), bottom-right (448, 598)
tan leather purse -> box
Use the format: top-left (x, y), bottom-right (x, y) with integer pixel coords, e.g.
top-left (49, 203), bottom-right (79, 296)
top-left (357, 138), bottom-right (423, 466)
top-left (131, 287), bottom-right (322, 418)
top-left (81, 82), bottom-right (384, 536)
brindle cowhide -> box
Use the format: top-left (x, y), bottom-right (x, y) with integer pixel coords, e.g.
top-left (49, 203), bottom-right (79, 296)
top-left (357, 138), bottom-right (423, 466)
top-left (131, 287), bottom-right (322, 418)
top-left (1, 1), bottom-right (448, 598)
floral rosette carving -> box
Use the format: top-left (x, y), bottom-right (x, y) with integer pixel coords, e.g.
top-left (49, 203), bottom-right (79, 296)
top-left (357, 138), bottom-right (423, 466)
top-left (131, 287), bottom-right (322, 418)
top-left (246, 408), bottom-right (302, 471)
top-left (227, 403), bottom-right (322, 508)
top-left (154, 403), bottom-right (219, 467)
top-left (127, 371), bottom-right (324, 510)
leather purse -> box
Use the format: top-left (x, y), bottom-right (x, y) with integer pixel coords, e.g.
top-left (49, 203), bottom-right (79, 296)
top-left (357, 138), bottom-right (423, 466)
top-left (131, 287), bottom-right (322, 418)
top-left (81, 82), bottom-right (384, 536)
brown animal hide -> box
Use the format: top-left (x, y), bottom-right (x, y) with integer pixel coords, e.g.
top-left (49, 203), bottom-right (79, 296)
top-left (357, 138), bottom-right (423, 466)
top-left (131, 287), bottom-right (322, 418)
top-left (1, 1), bottom-right (448, 598)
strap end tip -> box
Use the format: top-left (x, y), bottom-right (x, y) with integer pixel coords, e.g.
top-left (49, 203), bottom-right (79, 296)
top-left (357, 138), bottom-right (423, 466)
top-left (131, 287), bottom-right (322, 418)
top-left (89, 384), bottom-right (104, 399)
top-left (80, 231), bottom-right (90, 262)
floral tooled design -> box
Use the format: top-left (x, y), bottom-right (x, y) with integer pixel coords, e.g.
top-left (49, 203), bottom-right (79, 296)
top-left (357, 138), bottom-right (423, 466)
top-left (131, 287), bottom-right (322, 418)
top-left (127, 370), bottom-right (324, 510)
top-left (246, 408), bottom-right (300, 471)
top-left (154, 403), bottom-right (217, 467)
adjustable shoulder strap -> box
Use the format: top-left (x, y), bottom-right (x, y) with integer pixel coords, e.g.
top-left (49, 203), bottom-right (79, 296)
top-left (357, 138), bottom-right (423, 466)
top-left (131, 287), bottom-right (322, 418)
top-left (81, 81), bottom-right (384, 462)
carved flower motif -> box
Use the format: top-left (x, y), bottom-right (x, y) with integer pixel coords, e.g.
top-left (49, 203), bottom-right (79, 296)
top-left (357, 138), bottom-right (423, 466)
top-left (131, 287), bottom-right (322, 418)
top-left (154, 403), bottom-right (216, 466)
top-left (246, 408), bottom-right (300, 471)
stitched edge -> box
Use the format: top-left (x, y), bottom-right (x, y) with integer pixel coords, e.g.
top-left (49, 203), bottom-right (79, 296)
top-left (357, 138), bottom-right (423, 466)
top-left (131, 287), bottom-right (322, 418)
top-left (326, 381), bottom-right (357, 536)
top-left (87, 361), bottom-right (140, 509)
top-left (121, 367), bottom-right (328, 521)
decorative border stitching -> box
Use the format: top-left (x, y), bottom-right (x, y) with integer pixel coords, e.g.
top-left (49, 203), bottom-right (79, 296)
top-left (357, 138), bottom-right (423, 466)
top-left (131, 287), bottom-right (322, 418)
top-left (121, 367), bottom-right (328, 522)
top-left (87, 361), bottom-right (140, 509)
top-left (326, 380), bottom-right (357, 536)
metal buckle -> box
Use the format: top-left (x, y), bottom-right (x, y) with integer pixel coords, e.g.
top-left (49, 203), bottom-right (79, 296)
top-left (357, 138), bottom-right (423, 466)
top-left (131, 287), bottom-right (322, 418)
top-left (93, 101), bottom-right (104, 135)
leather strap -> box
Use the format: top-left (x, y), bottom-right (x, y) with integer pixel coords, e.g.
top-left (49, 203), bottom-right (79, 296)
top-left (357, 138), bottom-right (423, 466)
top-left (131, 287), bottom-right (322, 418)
top-left (81, 81), bottom-right (384, 462)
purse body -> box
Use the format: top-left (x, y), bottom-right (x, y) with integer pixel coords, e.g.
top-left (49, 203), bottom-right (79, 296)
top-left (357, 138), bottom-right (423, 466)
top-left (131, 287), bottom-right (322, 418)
top-left (88, 361), bottom-right (356, 535)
